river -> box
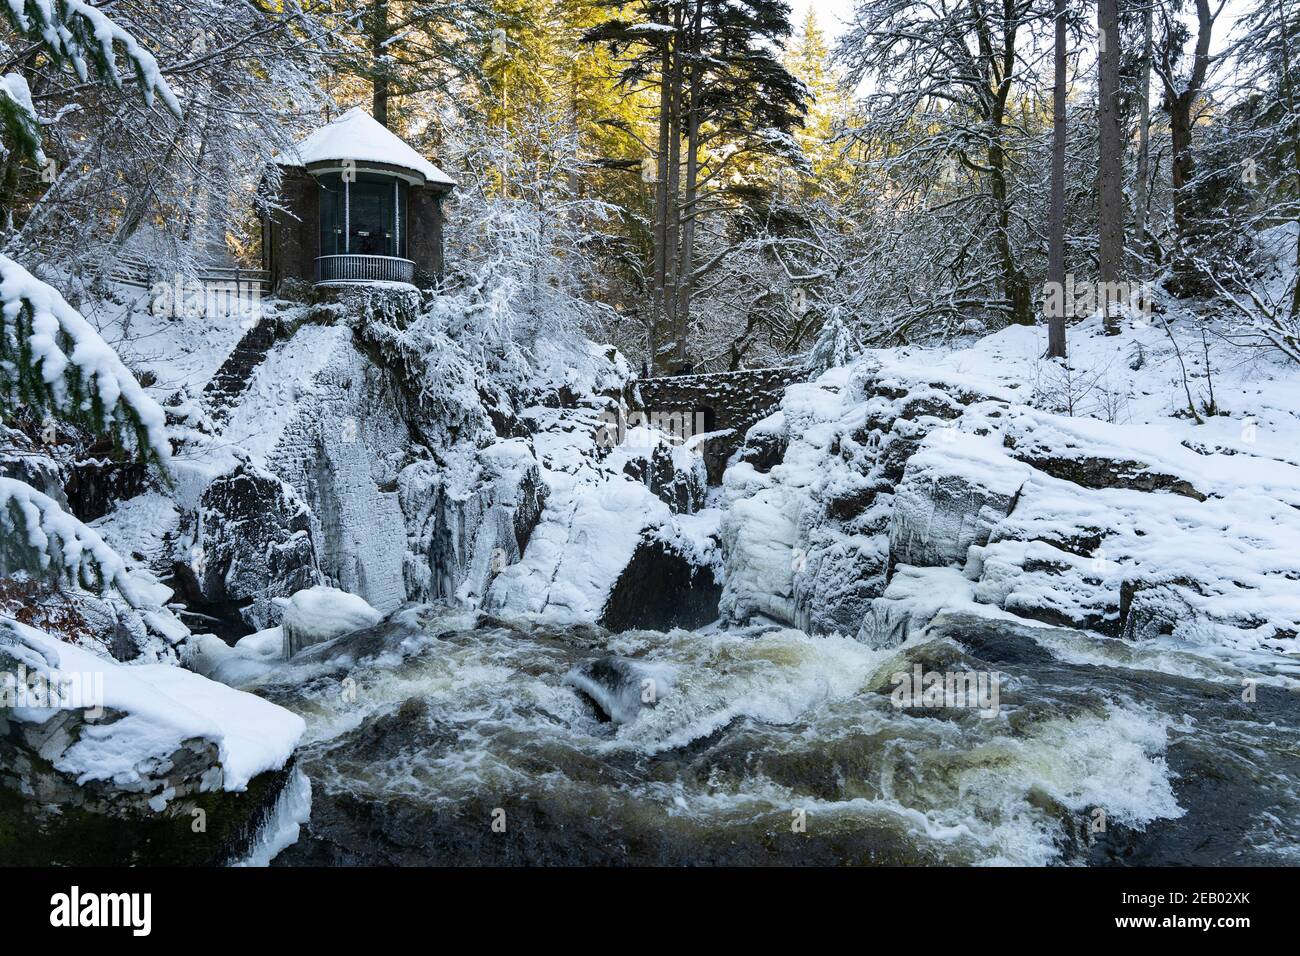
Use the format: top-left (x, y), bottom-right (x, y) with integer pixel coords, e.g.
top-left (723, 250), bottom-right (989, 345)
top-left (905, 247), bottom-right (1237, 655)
top-left (235, 605), bottom-right (1300, 866)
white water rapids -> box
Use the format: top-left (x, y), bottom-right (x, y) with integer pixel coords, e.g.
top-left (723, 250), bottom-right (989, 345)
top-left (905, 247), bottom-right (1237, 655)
top-left (229, 605), bottom-right (1300, 866)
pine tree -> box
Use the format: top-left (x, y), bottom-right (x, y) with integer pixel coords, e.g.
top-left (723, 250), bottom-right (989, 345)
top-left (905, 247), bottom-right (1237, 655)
top-left (784, 9), bottom-right (853, 194)
top-left (329, 0), bottom-right (500, 132)
top-left (0, 0), bottom-right (176, 599)
top-left (586, 0), bottom-right (805, 372)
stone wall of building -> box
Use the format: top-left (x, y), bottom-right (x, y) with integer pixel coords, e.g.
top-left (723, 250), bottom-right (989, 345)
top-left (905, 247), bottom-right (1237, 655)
top-left (407, 187), bottom-right (446, 288)
top-left (268, 167), bottom-right (320, 291)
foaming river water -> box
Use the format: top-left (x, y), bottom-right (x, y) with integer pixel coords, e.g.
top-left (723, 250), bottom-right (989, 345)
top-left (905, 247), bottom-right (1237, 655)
top-left (237, 606), bottom-right (1300, 866)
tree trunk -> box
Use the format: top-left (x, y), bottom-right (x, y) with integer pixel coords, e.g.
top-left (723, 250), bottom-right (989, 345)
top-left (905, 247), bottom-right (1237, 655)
top-left (651, 40), bottom-right (672, 371)
top-left (988, 116), bottom-right (1030, 325)
top-left (982, 6), bottom-right (1029, 327)
top-left (1133, 0), bottom-right (1154, 264)
top-left (371, 0), bottom-right (390, 128)
top-left (1097, 0), bottom-right (1124, 334)
top-left (1169, 92), bottom-right (1195, 246)
top-left (1161, 0), bottom-right (1215, 292)
top-left (1046, 0), bottom-right (1068, 359)
top-left (675, 0), bottom-right (702, 365)
top-left (662, 3), bottom-right (684, 371)
top-left (1283, 0), bottom-right (1300, 318)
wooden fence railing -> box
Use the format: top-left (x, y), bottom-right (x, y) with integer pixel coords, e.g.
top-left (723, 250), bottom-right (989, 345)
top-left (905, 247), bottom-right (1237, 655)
top-left (110, 254), bottom-right (271, 295)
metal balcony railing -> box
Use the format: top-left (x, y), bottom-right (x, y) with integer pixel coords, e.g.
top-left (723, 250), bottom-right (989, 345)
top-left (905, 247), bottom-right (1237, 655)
top-left (315, 254), bottom-right (416, 285)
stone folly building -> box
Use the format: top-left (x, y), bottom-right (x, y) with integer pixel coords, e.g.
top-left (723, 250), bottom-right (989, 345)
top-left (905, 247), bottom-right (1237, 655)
top-left (262, 107), bottom-right (455, 293)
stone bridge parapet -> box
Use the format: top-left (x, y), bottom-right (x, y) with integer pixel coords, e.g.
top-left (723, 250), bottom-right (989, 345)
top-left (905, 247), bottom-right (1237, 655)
top-left (630, 366), bottom-right (806, 482)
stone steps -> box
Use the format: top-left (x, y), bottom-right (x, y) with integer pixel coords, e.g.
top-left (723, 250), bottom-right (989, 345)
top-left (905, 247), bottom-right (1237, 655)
top-left (202, 318), bottom-right (279, 421)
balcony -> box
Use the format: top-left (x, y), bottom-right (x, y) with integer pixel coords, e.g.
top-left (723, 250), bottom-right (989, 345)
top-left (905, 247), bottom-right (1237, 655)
top-left (315, 254), bottom-right (415, 286)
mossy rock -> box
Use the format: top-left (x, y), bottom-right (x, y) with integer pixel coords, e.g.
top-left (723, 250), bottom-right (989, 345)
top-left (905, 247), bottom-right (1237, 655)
top-left (0, 762), bottom-right (293, 866)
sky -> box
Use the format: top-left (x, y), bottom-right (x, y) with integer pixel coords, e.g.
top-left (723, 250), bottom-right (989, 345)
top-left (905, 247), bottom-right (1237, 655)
top-left (788, 0), bottom-right (857, 40)
top-left (785, 0), bottom-right (1254, 77)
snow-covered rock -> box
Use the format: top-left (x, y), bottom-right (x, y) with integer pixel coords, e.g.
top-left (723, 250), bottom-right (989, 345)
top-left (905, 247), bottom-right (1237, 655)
top-left (186, 299), bottom-right (560, 623)
top-left (614, 427), bottom-right (708, 514)
top-left (279, 585), bottom-right (384, 658)
top-left (717, 362), bottom-right (995, 633)
top-left (0, 617), bottom-right (304, 864)
top-left (487, 402), bottom-right (721, 629)
top-left (859, 564), bottom-right (1016, 649)
top-left (719, 322), bottom-right (1300, 657)
top-left (400, 438), bottom-right (547, 606)
top-left (718, 479), bottom-right (801, 625)
top-left (888, 431), bottom-right (1032, 568)
top-left (176, 459), bottom-right (320, 634)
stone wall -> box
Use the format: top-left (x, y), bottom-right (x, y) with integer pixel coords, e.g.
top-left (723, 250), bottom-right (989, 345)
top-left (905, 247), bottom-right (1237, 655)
top-left (406, 187), bottom-right (446, 288)
top-left (267, 167), bottom-right (319, 291)
top-left (632, 367), bottom-right (805, 482)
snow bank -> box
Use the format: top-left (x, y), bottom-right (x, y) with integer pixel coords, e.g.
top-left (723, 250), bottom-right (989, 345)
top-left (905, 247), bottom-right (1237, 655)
top-left (4, 618), bottom-right (303, 791)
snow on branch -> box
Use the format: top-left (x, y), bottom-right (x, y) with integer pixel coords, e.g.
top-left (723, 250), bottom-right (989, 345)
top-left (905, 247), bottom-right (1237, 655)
top-left (0, 72), bottom-right (43, 163)
top-left (2, 0), bottom-right (182, 118)
top-left (0, 476), bottom-right (139, 604)
top-left (0, 254), bottom-right (171, 467)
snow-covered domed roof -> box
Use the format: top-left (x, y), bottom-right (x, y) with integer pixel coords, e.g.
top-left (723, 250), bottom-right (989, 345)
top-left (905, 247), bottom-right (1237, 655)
top-left (283, 107), bottom-right (455, 188)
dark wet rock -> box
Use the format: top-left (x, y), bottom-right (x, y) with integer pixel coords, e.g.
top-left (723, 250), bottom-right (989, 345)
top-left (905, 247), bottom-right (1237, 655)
top-left (920, 612), bottom-right (1061, 666)
top-left (274, 785), bottom-right (941, 866)
top-left (0, 419), bottom-right (148, 523)
top-left (1006, 447), bottom-right (1206, 501)
top-left (599, 536), bottom-right (721, 632)
top-left (735, 424), bottom-right (787, 474)
top-left (62, 456), bottom-right (149, 523)
top-left (1119, 578), bottom-right (1202, 642)
top-left (563, 656), bottom-right (665, 724)
top-left (825, 485), bottom-right (878, 522)
top-left (285, 615), bottom-right (415, 669)
top-left (898, 392), bottom-right (964, 422)
top-left (0, 757), bottom-right (293, 866)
